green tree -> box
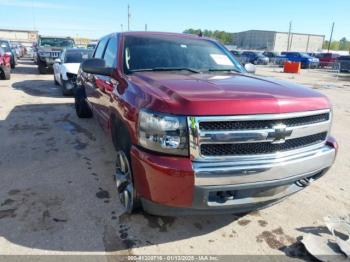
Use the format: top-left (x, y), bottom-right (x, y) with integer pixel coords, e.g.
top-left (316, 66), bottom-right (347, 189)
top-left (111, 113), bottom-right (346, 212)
top-left (183, 28), bottom-right (233, 45)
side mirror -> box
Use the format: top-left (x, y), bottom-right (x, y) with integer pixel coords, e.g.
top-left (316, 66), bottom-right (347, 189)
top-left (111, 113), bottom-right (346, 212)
top-left (82, 58), bottom-right (114, 76)
top-left (245, 63), bottom-right (256, 74)
top-left (54, 58), bottom-right (61, 64)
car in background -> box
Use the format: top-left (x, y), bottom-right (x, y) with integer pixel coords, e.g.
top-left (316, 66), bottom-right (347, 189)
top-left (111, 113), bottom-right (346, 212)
top-left (0, 39), bottom-right (17, 69)
top-left (241, 51), bottom-right (269, 65)
top-left (230, 50), bottom-right (247, 64)
top-left (337, 56), bottom-right (350, 73)
top-left (87, 42), bottom-right (97, 50)
top-left (53, 48), bottom-right (93, 95)
top-left (10, 42), bottom-right (22, 58)
top-left (281, 52), bottom-right (319, 69)
top-left (262, 51), bottom-right (280, 63)
top-left (0, 47), bottom-right (11, 80)
top-left (36, 36), bottom-right (75, 74)
top-left (318, 53), bottom-right (340, 68)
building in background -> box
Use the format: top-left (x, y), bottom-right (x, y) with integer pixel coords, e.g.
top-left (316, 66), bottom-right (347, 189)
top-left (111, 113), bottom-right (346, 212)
top-left (233, 30), bottom-right (325, 52)
top-left (0, 28), bottom-right (38, 47)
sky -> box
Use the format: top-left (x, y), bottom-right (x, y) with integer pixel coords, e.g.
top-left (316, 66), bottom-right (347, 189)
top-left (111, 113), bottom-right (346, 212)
top-left (0, 0), bottom-right (349, 41)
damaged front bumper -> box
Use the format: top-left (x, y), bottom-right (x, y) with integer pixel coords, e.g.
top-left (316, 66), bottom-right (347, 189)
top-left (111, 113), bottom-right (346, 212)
top-left (138, 140), bottom-right (337, 216)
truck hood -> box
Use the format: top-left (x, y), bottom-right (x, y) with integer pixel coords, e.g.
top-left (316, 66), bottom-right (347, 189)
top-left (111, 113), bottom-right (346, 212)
top-left (63, 63), bottom-right (80, 74)
top-left (129, 72), bottom-right (331, 116)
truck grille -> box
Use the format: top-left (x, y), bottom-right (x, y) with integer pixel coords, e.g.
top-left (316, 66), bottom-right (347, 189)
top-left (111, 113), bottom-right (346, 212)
top-left (188, 110), bottom-right (331, 160)
top-left (201, 132), bottom-right (327, 156)
top-left (199, 113), bottom-right (330, 131)
top-left (51, 51), bottom-right (60, 58)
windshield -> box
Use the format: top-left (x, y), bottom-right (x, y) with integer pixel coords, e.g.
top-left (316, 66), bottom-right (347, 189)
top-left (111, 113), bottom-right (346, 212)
top-left (65, 49), bottom-right (93, 63)
top-left (123, 35), bottom-right (243, 74)
top-left (39, 38), bottom-right (75, 48)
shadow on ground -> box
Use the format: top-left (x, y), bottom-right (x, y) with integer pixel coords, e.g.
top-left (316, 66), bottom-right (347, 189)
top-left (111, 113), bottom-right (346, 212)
top-left (12, 80), bottom-right (66, 98)
top-left (0, 103), bottom-right (238, 253)
top-left (11, 59), bottom-right (39, 75)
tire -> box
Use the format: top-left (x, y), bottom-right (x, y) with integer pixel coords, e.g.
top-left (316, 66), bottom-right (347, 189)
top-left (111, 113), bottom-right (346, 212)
top-left (0, 68), bottom-right (10, 80)
top-left (112, 121), bottom-right (141, 214)
top-left (37, 60), bottom-right (47, 74)
top-left (74, 86), bottom-right (92, 118)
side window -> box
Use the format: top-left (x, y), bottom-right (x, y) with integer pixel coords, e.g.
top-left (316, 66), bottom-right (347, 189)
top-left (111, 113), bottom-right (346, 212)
top-left (94, 37), bottom-right (108, 58)
top-left (103, 37), bottom-right (118, 68)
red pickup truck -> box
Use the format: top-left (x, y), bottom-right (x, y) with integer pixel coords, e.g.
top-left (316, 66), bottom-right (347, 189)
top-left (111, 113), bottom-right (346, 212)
top-left (75, 32), bottom-right (337, 216)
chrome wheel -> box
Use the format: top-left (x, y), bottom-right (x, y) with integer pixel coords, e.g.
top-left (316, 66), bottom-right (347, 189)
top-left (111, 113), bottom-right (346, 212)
top-left (115, 150), bottom-right (134, 213)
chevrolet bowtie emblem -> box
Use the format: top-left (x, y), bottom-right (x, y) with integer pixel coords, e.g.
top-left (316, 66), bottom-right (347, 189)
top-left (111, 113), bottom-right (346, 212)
top-left (268, 124), bottom-right (292, 144)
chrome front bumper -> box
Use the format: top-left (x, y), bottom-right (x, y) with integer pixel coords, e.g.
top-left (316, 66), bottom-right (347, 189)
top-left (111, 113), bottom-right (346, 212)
top-left (142, 144), bottom-right (336, 216)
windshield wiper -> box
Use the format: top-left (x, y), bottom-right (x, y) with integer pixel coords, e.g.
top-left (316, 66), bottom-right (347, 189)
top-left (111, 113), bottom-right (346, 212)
top-left (207, 68), bottom-right (241, 73)
top-left (130, 67), bottom-right (201, 74)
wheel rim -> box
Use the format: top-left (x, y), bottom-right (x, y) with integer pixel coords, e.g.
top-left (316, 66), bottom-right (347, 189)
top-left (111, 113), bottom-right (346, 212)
top-left (115, 151), bottom-right (134, 213)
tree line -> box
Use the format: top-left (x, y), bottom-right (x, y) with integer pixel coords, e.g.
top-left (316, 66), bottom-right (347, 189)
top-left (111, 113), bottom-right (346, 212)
top-left (322, 37), bottom-right (350, 51)
top-left (183, 29), bottom-right (233, 44)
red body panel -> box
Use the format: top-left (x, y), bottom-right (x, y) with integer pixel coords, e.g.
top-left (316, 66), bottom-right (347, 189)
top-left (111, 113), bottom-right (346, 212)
top-left (131, 146), bottom-right (194, 207)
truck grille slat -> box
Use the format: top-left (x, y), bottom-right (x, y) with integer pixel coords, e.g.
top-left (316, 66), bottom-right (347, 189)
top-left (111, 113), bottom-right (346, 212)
top-left (200, 132), bottom-right (327, 156)
top-left (199, 113), bottom-right (330, 131)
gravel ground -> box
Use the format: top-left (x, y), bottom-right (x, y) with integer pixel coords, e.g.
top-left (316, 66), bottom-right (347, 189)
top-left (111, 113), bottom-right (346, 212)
top-left (0, 59), bottom-right (349, 260)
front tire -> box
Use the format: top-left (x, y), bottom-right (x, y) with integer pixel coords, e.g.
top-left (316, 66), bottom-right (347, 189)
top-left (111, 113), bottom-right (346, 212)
top-left (74, 86), bottom-right (92, 118)
top-left (115, 150), bottom-right (140, 214)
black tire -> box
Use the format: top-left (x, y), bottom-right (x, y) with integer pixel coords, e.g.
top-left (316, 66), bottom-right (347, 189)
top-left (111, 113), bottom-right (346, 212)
top-left (112, 119), bottom-right (141, 213)
top-left (74, 86), bottom-right (92, 118)
top-left (0, 68), bottom-right (10, 80)
top-left (37, 60), bottom-right (47, 74)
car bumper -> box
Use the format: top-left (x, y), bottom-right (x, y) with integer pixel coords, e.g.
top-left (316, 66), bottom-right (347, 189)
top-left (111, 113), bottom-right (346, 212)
top-left (38, 57), bottom-right (56, 67)
top-left (131, 138), bottom-right (337, 216)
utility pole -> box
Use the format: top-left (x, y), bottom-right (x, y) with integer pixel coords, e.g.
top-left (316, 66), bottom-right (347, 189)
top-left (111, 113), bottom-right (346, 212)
top-left (127, 4), bottom-right (131, 31)
top-left (145, 24), bottom-right (147, 31)
top-left (121, 24), bottom-right (123, 32)
top-left (328, 22), bottom-right (335, 52)
top-left (287, 21), bottom-right (292, 51)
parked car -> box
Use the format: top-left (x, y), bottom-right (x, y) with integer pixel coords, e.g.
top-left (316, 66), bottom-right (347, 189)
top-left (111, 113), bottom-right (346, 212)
top-left (281, 52), bottom-right (319, 69)
top-left (0, 39), bottom-right (17, 69)
top-left (36, 36), bottom-right (75, 74)
top-left (337, 56), bottom-right (350, 73)
top-left (87, 42), bottom-right (98, 50)
top-left (230, 50), bottom-right (246, 64)
top-left (318, 53), bottom-right (340, 68)
top-left (75, 32), bottom-right (337, 216)
top-left (262, 51), bottom-right (280, 64)
top-left (0, 47), bottom-right (11, 80)
top-left (241, 51), bottom-right (269, 65)
top-left (10, 42), bottom-right (22, 59)
top-left (53, 48), bottom-right (93, 95)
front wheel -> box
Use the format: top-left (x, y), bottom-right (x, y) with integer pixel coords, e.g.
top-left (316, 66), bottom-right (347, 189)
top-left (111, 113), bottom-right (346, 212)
top-left (74, 87), bottom-right (92, 118)
top-left (115, 150), bottom-right (140, 213)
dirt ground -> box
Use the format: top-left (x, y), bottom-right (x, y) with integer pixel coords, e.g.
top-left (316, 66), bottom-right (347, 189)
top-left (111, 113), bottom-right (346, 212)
top-left (0, 59), bottom-right (349, 260)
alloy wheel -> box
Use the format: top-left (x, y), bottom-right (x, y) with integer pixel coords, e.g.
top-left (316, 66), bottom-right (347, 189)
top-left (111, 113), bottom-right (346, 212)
top-left (115, 150), bottom-right (134, 213)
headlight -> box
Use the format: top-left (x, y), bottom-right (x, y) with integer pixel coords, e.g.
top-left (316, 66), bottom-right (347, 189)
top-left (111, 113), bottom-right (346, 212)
top-left (38, 51), bottom-right (51, 58)
top-left (138, 110), bottom-right (188, 156)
